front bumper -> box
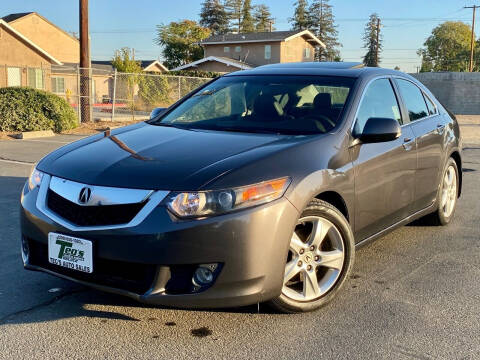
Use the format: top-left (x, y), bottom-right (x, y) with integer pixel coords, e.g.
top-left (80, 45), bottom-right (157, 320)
top-left (20, 184), bottom-right (299, 308)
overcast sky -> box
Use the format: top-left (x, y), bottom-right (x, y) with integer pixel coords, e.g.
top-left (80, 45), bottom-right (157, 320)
top-left (0, 0), bottom-right (475, 72)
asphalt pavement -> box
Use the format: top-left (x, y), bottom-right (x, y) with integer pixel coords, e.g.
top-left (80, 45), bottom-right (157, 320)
top-left (0, 133), bottom-right (479, 360)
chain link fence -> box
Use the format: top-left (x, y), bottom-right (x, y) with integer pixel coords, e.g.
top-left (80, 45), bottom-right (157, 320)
top-left (0, 64), bottom-right (213, 123)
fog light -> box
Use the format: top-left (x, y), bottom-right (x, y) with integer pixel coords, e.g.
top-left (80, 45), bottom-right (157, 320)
top-left (192, 264), bottom-right (217, 287)
top-left (21, 237), bottom-right (29, 264)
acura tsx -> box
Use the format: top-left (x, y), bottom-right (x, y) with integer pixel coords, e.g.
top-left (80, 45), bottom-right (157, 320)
top-left (20, 62), bottom-right (462, 313)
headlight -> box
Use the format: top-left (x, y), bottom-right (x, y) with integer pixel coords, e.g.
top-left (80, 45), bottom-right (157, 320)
top-left (27, 167), bottom-right (44, 191)
top-left (166, 177), bottom-right (291, 218)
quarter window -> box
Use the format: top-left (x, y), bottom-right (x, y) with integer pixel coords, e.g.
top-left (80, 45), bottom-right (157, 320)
top-left (396, 79), bottom-right (429, 121)
top-left (354, 78), bottom-right (402, 135)
top-left (264, 45), bottom-right (271, 59)
top-left (423, 93), bottom-right (437, 116)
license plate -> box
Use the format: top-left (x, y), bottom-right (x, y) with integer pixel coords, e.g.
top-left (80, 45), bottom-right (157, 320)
top-left (48, 233), bottom-right (93, 273)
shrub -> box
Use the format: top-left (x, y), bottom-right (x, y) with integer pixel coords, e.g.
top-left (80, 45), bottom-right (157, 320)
top-left (0, 87), bottom-right (78, 132)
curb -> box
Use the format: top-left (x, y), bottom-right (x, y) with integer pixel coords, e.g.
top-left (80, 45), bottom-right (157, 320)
top-left (13, 130), bottom-right (55, 139)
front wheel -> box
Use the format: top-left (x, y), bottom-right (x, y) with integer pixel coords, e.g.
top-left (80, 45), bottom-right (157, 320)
top-left (269, 199), bottom-right (355, 313)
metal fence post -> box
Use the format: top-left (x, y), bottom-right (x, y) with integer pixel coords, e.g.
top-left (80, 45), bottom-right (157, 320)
top-left (178, 76), bottom-right (181, 100)
top-left (76, 64), bottom-right (81, 124)
top-left (111, 69), bottom-right (117, 122)
top-left (89, 67), bottom-right (93, 122)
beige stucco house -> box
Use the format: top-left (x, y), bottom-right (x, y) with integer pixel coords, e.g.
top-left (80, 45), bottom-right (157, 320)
top-left (0, 12), bottom-right (168, 104)
top-left (0, 18), bottom-right (62, 88)
top-left (172, 30), bottom-right (325, 73)
top-left (4, 12), bottom-right (79, 63)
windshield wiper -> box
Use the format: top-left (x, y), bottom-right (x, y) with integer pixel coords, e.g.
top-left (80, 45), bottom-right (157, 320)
top-left (152, 122), bottom-right (188, 129)
top-left (209, 127), bottom-right (281, 135)
top-left (192, 86), bottom-right (226, 97)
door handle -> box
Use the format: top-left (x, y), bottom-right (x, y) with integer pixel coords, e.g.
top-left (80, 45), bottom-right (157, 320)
top-left (436, 124), bottom-right (445, 134)
top-left (402, 137), bottom-right (414, 150)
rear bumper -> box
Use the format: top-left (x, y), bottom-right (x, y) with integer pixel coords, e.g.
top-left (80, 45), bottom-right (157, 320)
top-left (20, 184), bottom-right (299, 308)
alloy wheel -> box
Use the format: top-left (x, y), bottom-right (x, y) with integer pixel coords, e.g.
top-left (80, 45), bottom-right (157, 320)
top-left (282, 216), bottom-right (345, 302)
top-left (440, 165), bottom-right (457, 218)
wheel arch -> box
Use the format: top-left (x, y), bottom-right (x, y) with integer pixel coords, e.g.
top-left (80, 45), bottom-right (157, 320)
top-left (315, 191), bottom-right (350, 223)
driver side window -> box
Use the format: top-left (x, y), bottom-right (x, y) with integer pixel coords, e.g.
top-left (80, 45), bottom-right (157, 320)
top-left (354, 78), bottom-right (402, 135)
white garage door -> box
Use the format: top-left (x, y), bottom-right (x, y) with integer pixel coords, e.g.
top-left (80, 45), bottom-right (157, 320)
top-left (7, 67), bottom-right (21, 87)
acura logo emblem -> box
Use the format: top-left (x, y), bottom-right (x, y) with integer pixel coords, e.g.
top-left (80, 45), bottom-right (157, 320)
top-left (78, 187), bottom-right (92, 204)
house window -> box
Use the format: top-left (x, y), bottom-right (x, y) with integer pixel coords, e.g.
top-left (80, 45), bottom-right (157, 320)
top-left (224, 46), bottom-right (230, 53)
top-left (7, 67), bottom-right (21, 87)
top-left (264, 45), bottom-right (271, 59)
top-left (28, 68), bottom-right (44, 89)
top-left (235, 46), bottom-right (241, 52)
top-left (304, 48), bottom-right (311, 58)
top-left (51, 77), bottom-right (65, 94)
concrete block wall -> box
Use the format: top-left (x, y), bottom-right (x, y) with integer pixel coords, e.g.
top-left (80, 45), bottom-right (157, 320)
top-left (410, 72), bottom-right (480, 115)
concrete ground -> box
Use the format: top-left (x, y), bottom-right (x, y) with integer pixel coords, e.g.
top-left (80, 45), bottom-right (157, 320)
top-left (0, 124), bottom-right (479, 359)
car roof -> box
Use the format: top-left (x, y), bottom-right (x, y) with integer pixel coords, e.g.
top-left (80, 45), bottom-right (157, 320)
top-left (224, 62), bottom-right (401, 79)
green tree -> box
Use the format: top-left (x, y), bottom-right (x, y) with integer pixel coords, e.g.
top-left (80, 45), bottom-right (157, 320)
top-left (240, 0), bottom-right (255, 32)
top-left (224, 0), bottom-right (243, 33)
top-left (362, 13), bottom-right (382, 67)
top-left (474, 39), bottom-right (480, 71)
top-left (138, 76), bottom-right (171, 108)
top-left (418, 21), bottom-right (472, 72)
top-left (155, 20), bottom-right (211, 69)
top-left (112, 48), bottom-right (143, 112)
top-left (200, 0), bottom-right (229, 35)
top-left (111, 47), bottom-right (142, 73)
top-left (254, 4), bottom-right (274, 32)
top-left (308, 0), bottom-right (341, 61)
top-left (290, 0), bottom-right (310, 30)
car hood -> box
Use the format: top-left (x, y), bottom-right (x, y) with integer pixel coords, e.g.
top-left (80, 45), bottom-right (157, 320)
top-left (38, 122), bottom-right (303, 190)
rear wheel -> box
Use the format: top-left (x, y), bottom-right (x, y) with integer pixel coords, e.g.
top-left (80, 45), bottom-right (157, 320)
top-left (269, 199), bottom-right (355, 313)
top-left (423, 158), bottom-right (459, 226)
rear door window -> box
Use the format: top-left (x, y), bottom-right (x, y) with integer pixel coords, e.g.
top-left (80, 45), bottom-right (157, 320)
top-left (354, 78), bottom-right (402, 135)
top-left (396, 79), bottom-right (429, 121)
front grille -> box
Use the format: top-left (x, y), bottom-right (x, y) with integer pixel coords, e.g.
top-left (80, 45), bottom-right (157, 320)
top-left (47, 189), bottom-right (146, 227)
top-left (28, 239), bottom-right (157, 295)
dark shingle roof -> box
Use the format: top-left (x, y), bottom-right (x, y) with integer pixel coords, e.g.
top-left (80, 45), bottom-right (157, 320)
top-left (201, 30), bottom-right (309, 44)
top-left (140, 60), bottom-right (156, 68)
top-left (1, 12), bottom-right (33, 23)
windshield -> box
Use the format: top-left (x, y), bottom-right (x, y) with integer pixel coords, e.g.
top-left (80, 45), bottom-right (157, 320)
top-left (149, 75), bottom-right (356, 135)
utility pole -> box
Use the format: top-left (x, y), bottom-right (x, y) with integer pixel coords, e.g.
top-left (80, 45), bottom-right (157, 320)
top-left (79, 0), bottom-right (91, 122)
top-left (375, 18), bottom-right (381, 67)
top-left (465, 5), bottom-right (479, 72)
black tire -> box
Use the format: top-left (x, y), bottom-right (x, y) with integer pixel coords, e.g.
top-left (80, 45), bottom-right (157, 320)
top-left (421, 157), bottom-right (459, 226)
top-left (268, 199), bottom-right (355, 313)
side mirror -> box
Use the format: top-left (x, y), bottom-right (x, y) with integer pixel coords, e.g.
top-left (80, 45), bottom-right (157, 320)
top-left (358, 117), bottom-right (401, 143)
top-left (150, 107), bottom-right (167, 120)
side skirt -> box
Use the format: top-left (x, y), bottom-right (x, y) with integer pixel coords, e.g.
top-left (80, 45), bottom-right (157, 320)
top-left (355, 202), bottom-right (437, 249)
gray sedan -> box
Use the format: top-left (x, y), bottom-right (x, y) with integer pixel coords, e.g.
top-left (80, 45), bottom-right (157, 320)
top-left (20, 62), bottom-right (461, 313)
